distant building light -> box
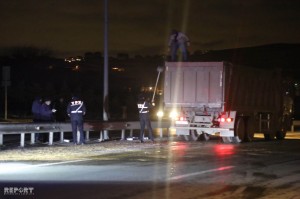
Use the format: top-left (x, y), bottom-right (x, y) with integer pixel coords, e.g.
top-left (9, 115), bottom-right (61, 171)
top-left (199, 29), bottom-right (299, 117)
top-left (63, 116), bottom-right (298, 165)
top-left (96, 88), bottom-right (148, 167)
top-left (141, 86), bottom-right (161, 93)
top-left (112, 67), bottom-right (125, 72)
top-left (65, 56), bottom-right (83, 62)
top-left (72, 65), bottom-right (80, 71)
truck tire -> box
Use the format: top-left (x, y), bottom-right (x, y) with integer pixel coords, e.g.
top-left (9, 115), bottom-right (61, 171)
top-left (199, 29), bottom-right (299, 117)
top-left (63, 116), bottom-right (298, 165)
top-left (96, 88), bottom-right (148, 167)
top-left (233, 117), bottom-right (246, 143)
top-left (275, 115), bottom-right (289, 140)
top-left (176, 135), bottom-right (190, 141)
top-left (222, 137), bottom-right (232, 143)
top-left (244, 116), bottom-right (254, 142)
top-left (264, 133), bottom-right (274, 141)
top-left (275, 131), bottom-right (286, 140)
top-left (190, 130), bottom-right (210, 141)
top-left (190, 130), bottom-right (199, 141)
top-left (199, 133), bottom-right (210, 141)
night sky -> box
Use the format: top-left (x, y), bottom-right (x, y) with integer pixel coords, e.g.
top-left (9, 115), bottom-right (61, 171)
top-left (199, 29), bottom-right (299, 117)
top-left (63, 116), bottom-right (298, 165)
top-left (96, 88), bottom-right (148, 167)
top-left (0, 0), bottom-right (299, 57)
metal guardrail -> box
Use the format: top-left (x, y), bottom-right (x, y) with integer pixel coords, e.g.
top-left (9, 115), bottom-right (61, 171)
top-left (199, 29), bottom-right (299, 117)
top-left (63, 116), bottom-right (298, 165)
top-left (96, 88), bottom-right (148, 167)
top-left (0, 121), bottom-right (171, 147)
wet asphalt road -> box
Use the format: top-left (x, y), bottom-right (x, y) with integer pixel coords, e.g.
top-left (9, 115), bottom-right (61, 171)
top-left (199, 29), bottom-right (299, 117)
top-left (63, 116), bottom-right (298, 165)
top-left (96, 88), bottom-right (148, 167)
top-left (0, 133), bottom-right (300, 199)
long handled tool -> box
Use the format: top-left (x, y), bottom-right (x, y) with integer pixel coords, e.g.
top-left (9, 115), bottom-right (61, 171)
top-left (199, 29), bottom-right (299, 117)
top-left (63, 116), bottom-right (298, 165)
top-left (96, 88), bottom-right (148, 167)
top-left (152, 66), bottom-right (164, 103)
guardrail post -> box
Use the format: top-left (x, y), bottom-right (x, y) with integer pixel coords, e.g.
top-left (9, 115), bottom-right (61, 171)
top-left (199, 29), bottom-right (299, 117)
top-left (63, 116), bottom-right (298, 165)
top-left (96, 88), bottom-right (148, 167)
top-left (104, 131), bottom-right (109, 140)
top-left (159, 128), bottom-right (163, 138)
top-left (60, 131), bottom-right (64, 143)
top-left (20, 133), bottom-right (25, 147)
top-left (0, 134), bottom-right (3, 145)
top-left (49, 132), bottom-right (53, 145)
top-left (121, 129), bottom-right (125, 140)
top-left (130, 130), bottom-right (133, 137)
top-left (86, 131), bottom-right (90, 141)
top-left (31, 133), bottom-right (35, 144)
top-left (99, 131), bottom-right (104, 142)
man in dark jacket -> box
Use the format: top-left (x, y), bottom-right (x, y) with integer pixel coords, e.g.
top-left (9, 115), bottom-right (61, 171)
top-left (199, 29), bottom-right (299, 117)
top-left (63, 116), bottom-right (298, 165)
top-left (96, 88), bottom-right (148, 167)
top-left (40, 98), bottom-right (56, 142)
top-left (40, 98), bottom-right (56, 122)
top-left (67, 96), bottom-right (86, 145)
top-left (55, 97), bottom-right (67, 122)
top-left (31, 96), bottom-right (42, 142)
top-left (137, 93), bottom-right (154, 143)
top-left (32, 96), bottom-right (42, 122)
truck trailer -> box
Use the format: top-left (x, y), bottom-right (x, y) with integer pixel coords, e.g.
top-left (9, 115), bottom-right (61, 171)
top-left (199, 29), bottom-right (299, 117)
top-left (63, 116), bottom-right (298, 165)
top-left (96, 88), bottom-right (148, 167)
top-left (160, 62), bottom-right (292, 143)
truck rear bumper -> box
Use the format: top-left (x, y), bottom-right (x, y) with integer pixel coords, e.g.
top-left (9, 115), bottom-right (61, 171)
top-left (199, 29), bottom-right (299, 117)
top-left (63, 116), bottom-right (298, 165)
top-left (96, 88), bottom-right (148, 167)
top-left (172, 126), bottom-right (234, 137)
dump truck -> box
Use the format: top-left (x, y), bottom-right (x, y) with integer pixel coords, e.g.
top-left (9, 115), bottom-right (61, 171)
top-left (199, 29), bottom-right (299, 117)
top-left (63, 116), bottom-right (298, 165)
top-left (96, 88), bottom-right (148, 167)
top-left (158, 62), bottom-right (292, 143)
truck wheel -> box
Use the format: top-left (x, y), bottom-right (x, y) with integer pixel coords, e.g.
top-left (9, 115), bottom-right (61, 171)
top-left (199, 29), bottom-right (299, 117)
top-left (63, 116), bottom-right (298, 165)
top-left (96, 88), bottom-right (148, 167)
top-left (222, 136), bottom-right (232, 143)
top-left (276, 116), bottom-right (288, 140)
top-left (244, 116), bottom-right (254, 142)
top-left (177, 135), bottom-right (190, 141)
top-left (275, 131), bottom-right (286, 140)
top-left (264, 133), bottom-right (274, 141)
top-left (233, 117), bottom-right (245, 143)
top-left (199, 133), bottom-right (210, 141)
top-left (190, 130), bottom-right (199, 141)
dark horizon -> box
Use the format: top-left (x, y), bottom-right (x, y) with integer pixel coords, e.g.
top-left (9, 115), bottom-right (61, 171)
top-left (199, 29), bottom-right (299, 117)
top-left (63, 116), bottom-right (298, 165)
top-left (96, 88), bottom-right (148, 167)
top-left (1, 42), bottom-right (300, 59)
top-left (1, 1), bottom-right (299, 58)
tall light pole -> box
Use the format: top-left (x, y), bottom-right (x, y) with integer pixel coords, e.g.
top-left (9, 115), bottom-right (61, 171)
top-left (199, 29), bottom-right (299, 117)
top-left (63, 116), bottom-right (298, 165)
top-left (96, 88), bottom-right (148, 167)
top-left (102, 0), bottom-right (109, 140)
top-left (2, 66), bottom-right (10, 120)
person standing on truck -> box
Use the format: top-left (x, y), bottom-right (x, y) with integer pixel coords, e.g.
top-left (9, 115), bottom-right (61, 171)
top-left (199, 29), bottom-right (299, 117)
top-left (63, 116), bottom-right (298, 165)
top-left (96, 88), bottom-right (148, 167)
top-left (67, 96), bottom-right (86, 145)
top-left (137, 93), bottom-right (154, 143)
top-left (168, 29), bottom-right (190, 61)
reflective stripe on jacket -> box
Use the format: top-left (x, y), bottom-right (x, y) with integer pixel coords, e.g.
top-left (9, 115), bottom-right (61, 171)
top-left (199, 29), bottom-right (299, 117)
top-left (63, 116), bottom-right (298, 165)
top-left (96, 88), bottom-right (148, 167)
top-left (137, 101), bottom-right (151, 114)
top-left (67, 100), bottom-right (86, 120)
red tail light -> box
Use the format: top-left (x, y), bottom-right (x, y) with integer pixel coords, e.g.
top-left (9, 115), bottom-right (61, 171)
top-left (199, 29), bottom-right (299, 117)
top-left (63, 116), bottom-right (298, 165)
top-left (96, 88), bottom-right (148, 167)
top-left (218, 116), bottom-right (233, 123)
top-left (226, 118), bottom-right (232, 122)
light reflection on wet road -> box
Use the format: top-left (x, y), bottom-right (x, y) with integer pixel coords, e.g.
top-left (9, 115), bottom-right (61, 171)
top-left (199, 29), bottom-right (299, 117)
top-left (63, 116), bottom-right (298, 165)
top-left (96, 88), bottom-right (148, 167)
top-left (1, 133), bottom-right (300, 199)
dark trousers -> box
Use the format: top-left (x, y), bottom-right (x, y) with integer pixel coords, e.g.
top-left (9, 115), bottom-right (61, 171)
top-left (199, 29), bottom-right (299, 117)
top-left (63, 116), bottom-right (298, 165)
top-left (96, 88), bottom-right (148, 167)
top-left (170, 42), bottom-right (188, 61)
top-left (33, 119), bottom-right (41, 141)
top-left (71, 119), bottom-right (84, 144)
top-left (139, 113), bottom-right (154, 141)
top-left (39, 119), bottom-right (52, 142)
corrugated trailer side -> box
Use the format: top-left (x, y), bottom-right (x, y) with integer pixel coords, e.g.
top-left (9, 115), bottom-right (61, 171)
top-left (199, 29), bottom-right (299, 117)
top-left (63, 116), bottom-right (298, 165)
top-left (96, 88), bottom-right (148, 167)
top-left (223, 62), bottom-right (285, 140)
top-left (224, 63), bottom-right (282, 113)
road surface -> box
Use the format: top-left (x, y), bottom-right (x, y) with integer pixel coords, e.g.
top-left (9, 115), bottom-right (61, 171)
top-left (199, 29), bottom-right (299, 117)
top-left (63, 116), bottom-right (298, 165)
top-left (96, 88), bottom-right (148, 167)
top-left (0, 132), bottom-right (300, 199)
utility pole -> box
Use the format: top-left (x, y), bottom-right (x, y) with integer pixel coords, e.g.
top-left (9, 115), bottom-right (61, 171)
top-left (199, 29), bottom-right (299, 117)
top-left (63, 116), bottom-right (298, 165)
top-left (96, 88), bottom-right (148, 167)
top-left (2, 66), bottom-right (11, 120)
top-left (102, 0), bottom-right (109, 140)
